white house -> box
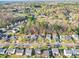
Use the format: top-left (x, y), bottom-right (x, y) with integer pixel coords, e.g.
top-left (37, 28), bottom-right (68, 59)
top-left (64, 49), bottom-right (72, 56)
top-left (46, 34), bottom-right (51, 40)
top-left (64, 35), bottom-right (72, 40)
top-left (42, 50), bottom-right (49, 58)
top-left (6, 48), bottom-right (16, 55)
top-left (35, 49), bottom-right (41, 55)
top-left (52, 48), bottom-right (59, 56)
top-left (72, 34), bottom-right (79, 40)
top-left (15, 49), bottom-right (24, 55)
top-left (60, 35), bottom-right (65, 40)
top-left (31, 34), bottom-right (38, 40)
top-left (76, 49), bottom-right (79, 55)
top-left (53, 35), bottom-right (59, 40)
top-left (25, 49), bottom-right (32, 56)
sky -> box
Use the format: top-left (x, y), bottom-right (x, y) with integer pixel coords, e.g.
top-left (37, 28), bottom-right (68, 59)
top-left (0, 0), bottom-right (45, 1)
top-left (0, 0), bottom-right (79, 2)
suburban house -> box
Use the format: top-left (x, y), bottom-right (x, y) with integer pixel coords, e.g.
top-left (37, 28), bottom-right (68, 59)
top-left (46, 34), bottom-right (52, 40)
top-left (0, 48), bottom-right (6, 54)
top-left (54, 42), bottom-right (61, 48)
top-left (15, 48), bottom-right (24, 55)
top-left (76, 49), bottom-right (79, 55)
top-left (47, 43), bottom-right (51, 49)
top-left (71, 49), bottom-right (77, 55)
top-left (0, 28), bottom-right (7, 33)
top-left (12, 28), bottom-right (20, 33)
top-left (35, 49), bottom-right (41, 55)
top-left (64, 49), bottom-right (72, 57)
top-left (30, 34), bottom-right (38, 40)
top-left (10, 35), bottom-right (17, 40)
top-left (38, 34), bottom-right (45, 39)
top-left (72, 34), bottom-right (79, 40)
top-left (60, 35), bottom-right (66, 40)
top-left (25, 49), bottom-right (32, 56)
top-left (25, 35), bottom-right (31, 40)
top-left (52, 34), bottom-right (59, 40)
top-left (52, 48), bottom-right (60, 56)
top-left (42, 50), bottom-right (49, 58)
top-left (64, 35), bottom-right (72, 40)
top-left (6, 48), bottom-right (16, 55)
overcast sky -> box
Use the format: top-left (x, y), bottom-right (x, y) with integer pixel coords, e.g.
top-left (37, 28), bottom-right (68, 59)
top-left (0, 0), bottom-right (45, 1)
top-left (0, 0), bottom-right (79, 2)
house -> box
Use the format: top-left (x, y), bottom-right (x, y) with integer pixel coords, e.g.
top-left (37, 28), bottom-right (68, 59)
top-left (60, 35), bottom-right (72, 40)
top-left (10, 36), bottom-right (17, 40)
top-left (64, 49), bottom-right (72, 56)
top-left (42, 50), bottom-right (49, 58)
top-left (52, 48), bottom-right (60, 56)
top-left (34, 5), bottom-right (41, 9)
top-left (38, 34), bottom-right (45, 39)
top-left (54, 42), bottom-right (61, 48)
top-left (14, 22), bottom-right (18, 26)
top-left (76, 49), bottom-right (79, 55)
top-left (9, 24), bottom-right (14, 28)
top-left (47, 43), bottom-right (51, 48)
top-left (25, 20), bottom-right (27, 23)
top-left (15, 49), bottom-right (24, 55)
top-left (6, 48), bottom-right (16, 55)
top-left (25, 35), bottom-right (31, 40)
top-left (25, 7), bottom-right (31, 13)
top-left (31, 34), bottom-right (38, 40)
top-left (39, 13), bottom-right (47, 18)
top-left (53, 35), bottom-right (59, 40)
top-left (5, 35), bottom-right (11, 41)
top-left (71, 49), bottom-right (77, 55)
top-left (0, 28), bottom-right (7, 33)
top-left (17, 21), bottom-right (21, 24)
top-left (23, 44), bottom-right (31, 47)
top-left (60, 35), bottom-right (66, 40)
top-left (72, 34), bottom-right (79, 40)
top-left (25, 49), bottom-right (32, 56)
top-left (64, 35), bottom-right (72, 40)
top-left (46, 34), bottom-right (52, 40)
top-left (13, 28), bottom-right (20, 33)
top-left (0, 48), bottom-right (6, 54)
top-left (11, 30), bottom-right (17, 33)
top-left (35, 49), bottom-right (41, 55)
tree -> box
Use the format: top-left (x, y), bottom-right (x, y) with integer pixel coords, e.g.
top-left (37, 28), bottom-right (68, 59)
top-left (76, 26), bottom-right (79, 35)
top-left (52, 24), bottom-right (62, 42)
top-left (20, 26), bottom-right (25, 34)
top-left (8, 44), bottom-right (15, 49)
top-left (37, 37), bottom-right (43, 43)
